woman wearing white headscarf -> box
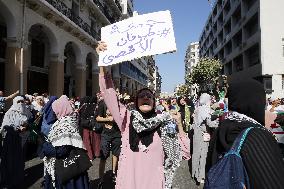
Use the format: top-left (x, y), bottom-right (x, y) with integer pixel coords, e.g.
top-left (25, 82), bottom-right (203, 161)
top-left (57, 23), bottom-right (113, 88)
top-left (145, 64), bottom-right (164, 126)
top-left (191, 93), bottom-right (219, 185)
top-left (34, 95), bottom-right (45, 113)
top-left (0, 96), bottom-right (32, 188)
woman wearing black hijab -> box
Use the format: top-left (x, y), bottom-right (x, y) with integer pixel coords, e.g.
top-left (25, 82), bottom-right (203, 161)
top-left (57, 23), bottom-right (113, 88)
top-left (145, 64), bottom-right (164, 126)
top-left (98, 65), bottom-right (190, 189)
top-left (206, 79), bottom-right (284, 189)
top-left (177, 96), bottom-right (191, 132)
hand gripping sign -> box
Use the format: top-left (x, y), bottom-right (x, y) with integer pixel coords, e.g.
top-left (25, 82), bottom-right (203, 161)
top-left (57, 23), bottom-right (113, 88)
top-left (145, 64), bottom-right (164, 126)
top-left (98, 10), bottom-right (177, 66)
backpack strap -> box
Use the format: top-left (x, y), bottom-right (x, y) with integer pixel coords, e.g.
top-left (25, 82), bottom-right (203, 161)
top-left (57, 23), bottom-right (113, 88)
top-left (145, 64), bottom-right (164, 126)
top-left (230, 127), bottom-right (254, 155)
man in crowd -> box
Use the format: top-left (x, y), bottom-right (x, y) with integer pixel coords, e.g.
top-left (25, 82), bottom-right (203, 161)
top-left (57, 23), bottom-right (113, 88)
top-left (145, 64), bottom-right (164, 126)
top-left (96, 97), bottom-right (122, 188)
top-left (267, 96), bottom-right (283, 113)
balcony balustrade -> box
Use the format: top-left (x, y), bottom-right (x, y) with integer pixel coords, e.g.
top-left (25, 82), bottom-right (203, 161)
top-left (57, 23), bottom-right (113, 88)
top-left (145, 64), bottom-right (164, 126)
top-left (115, 0), bottom-right (122, 12)
top-left (93, 0), bottom-right (116, 23)
top-left (127, 6), bottom-right (133, 16)
top-left (45, 0), bottom-right (101, 41)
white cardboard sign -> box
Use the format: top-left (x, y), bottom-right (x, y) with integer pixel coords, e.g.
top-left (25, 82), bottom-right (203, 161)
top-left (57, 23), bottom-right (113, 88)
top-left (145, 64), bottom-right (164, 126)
top-left (98, 10), bottom-right (177, 66)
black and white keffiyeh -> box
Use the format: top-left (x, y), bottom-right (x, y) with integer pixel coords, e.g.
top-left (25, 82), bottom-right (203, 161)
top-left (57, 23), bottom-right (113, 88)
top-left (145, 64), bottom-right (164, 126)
top-left (48, 114), bottom-right (84, 148)
top-left (131, 110), bottom-right (183, 189)
top-left (224, 111), bottom-right (262, 126)
top-left (43, 114), bottom-right (84, 187)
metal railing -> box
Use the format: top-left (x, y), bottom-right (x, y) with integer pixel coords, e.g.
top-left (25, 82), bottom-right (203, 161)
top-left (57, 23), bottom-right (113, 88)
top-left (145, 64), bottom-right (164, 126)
top-left (127, 6), bottom-right (133, 16)
top-left (93, 0), bottom-right (116, 23)
top-left (115, 0), bottom-right (122, 12)
top-left (45, 0), bottom-right (101, 41)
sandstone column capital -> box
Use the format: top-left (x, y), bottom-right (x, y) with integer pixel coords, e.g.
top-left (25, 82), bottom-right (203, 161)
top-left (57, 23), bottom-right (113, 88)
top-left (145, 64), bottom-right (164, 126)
top-left (50, 54), bottom-right (65, 63)
top-left (92, 67), bottom-right (99, 75)
top-left (75, 63), bottom-right (87, 71)
top-left (6, 37), bottom-right (30, 48)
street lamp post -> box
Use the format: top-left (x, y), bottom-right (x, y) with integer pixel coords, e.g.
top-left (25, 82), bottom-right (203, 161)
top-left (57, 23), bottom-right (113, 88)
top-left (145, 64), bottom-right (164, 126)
top-left (20, 0), bottom-right (26, 95)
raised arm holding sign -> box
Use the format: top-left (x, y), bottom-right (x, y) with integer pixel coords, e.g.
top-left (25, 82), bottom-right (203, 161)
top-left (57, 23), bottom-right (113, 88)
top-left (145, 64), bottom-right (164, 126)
top-left (95, 20), bottom-right (190, 188)
top-left (98, 10), bottom-right (177, 66)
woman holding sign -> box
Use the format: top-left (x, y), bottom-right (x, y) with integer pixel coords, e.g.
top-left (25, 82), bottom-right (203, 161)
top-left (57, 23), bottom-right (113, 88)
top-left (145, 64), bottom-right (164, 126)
top-left (96, 42), bottom-right (190, 189)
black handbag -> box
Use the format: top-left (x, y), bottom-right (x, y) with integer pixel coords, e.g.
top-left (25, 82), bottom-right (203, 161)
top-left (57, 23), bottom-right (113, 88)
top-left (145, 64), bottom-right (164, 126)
top-left (90, 117), bottom-right (103, 134)
top-left (55, 148), bottom-right (92, 184)
top-left (79, 103), bottom-right (94, 130)
top-left (80, 117), bottom-right (94, 130)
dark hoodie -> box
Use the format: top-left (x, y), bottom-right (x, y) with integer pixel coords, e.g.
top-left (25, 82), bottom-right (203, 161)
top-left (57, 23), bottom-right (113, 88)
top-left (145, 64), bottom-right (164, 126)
top-left (206, 79), bottom-right (284, 189)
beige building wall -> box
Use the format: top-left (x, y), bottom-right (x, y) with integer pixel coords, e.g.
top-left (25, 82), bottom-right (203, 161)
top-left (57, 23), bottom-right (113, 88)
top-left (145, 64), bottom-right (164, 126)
top-left (0, 0), bottom-right (152, 99)
top-left (260, 0), bottom-right (284, 97)
top-left (0, 0), bottom-right (107, 97)
top-left (49, 60), bottom-right (64, 96)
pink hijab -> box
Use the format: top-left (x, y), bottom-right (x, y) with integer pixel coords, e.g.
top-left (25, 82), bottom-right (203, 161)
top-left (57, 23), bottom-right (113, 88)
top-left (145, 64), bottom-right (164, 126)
top-left (52, 95), bottom-right (74, 119)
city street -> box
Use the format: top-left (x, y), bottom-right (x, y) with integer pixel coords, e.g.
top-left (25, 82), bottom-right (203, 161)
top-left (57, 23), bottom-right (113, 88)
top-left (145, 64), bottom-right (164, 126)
top-left (2, 0), bottom-right (284, 188)
top-left (23, 157), bottom-right (200, 189)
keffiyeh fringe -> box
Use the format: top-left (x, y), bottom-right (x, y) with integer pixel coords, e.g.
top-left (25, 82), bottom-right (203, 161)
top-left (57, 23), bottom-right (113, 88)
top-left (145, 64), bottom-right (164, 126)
top-left (225, 111), bottom-right (262, 126)
top-left (43, 157), bottom-right (56, 187)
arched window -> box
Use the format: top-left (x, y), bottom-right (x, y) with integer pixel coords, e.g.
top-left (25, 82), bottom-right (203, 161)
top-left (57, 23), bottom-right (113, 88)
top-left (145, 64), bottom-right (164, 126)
top-left (31, 38), bottom-right (45, 68)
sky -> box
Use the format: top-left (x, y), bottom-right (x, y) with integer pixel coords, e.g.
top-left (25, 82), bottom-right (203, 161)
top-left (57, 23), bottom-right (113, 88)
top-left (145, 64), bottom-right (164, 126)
top-left (134, 0), bottom-right (212, 93)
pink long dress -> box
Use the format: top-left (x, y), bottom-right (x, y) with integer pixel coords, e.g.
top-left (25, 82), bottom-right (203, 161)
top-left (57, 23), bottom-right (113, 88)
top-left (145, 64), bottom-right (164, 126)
top-left (99, 74), bottom-right (165, 189)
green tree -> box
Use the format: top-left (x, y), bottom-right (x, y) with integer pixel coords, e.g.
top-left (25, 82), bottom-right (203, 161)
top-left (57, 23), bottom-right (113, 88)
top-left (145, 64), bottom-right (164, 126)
top-left (185, 57), bottom-right (222, 93)
top-left (176, 84), bottom-right (189, 97)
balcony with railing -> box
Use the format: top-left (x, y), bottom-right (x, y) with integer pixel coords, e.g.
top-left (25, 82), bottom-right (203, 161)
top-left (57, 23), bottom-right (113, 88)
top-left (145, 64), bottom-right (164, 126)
top-left (44, 0), bottom-right (101, 41)
top-left (93, 0), bottom-right (116, 23)
top-left (127, 6), bottom-right (133, 16)
top-left (93, 0), bottom-right (104, 13)
top-left (115, 0), bottom-right (122, 12)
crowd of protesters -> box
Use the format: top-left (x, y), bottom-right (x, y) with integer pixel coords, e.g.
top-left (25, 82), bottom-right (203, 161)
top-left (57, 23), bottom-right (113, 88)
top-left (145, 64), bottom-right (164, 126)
top-left (0, 41), bottom-right (284, 189)
top-left (0, 86), bottom-right (190, 189)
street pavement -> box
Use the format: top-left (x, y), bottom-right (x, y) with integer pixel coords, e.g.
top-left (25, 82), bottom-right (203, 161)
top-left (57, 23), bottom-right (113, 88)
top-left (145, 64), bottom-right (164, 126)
top-left (23, 157), bottom-right (202, 189)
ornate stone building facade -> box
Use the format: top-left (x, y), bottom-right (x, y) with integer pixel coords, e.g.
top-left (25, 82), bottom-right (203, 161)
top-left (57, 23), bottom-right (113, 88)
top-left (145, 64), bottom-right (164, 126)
top-left (0, 0), bottom-right (149, 97)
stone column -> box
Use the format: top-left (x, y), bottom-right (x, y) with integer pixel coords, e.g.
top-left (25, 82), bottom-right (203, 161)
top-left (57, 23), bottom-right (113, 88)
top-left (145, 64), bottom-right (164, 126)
top-left (128, 79), bottom-right (134, 96)
top-left (127, 78), bottom-right (132, 95)
top-left (112, 77), bottom-right (120, 90)
top-left (49, 54), bottom-right (64, 96)
top-left (92, 68), bottom-right (99, 95)
top-left (121, 77), bottom-right (128, 94)
top-left (132, 81), bottom-right (137, 95)
top-left (74, 64), bottom-right (86, 97)
top-left (137, 84), bottom-right (141, 91)
top-left (4, 37), bottom-right (22, 95)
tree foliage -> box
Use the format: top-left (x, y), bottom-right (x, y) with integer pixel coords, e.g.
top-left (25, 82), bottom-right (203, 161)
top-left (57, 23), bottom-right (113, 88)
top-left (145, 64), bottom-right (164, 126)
top-left (176, 84), bottom-right (189, 97)
top-left (185, 57), bottom-right (222, 92)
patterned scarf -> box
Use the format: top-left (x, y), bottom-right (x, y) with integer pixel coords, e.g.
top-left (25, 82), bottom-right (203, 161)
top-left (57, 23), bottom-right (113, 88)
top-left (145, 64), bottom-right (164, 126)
top-left (224, 111), bottom-right (262, 126)
top-left (131, 110), bottom-right (183, 189)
